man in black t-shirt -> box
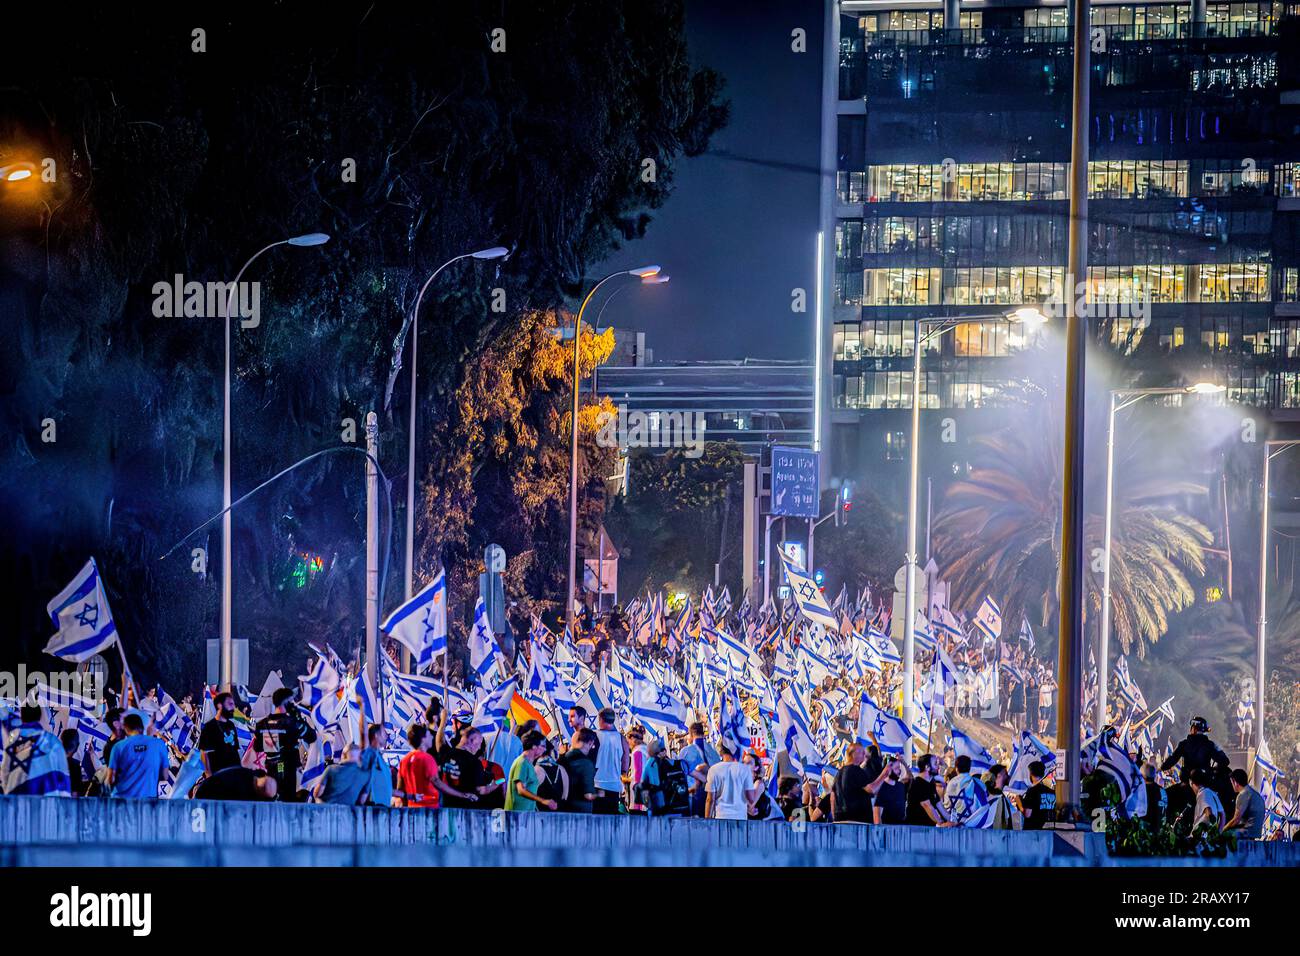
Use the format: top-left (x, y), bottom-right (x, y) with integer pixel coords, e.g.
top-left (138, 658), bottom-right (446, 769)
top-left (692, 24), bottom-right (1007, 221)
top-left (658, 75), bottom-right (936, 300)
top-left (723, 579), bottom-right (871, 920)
top-left (198, 692), bottom-right (242, 775)
top-left (253, 688), bottom-right (317, 801)
top-left (1019, 760), bottom-right (1056, 830)
top-left (831, 744), bottom-right (874, 823)
top-left (906, 754), bottom-right (947, 826)
top-left (438, 726), bottom-right (488, 809)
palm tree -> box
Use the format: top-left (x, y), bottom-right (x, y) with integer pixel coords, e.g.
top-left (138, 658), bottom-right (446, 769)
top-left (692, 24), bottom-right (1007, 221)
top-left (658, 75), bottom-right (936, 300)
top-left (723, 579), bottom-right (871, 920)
top-left (934, 404), bottom-right (1212, 659)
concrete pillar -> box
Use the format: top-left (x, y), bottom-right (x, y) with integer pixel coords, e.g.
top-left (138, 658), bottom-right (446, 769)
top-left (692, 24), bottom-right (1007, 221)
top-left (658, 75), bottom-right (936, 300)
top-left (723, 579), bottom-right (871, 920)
top-left (945, 0), bottom-right (961, 31)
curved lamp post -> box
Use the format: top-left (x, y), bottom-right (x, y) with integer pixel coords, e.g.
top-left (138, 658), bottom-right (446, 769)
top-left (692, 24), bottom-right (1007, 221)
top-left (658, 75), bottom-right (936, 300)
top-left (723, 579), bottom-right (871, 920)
top-left (566, 265), bottom-right (663, 627)
top-left (901, 305), bottom-right (1048, 761)
top-left (1096, 381), bottom-right (1223, 733)
top-left (219, 232), bottom-right (331, 690)
top-left (404, 246), bottom-right (509, 613)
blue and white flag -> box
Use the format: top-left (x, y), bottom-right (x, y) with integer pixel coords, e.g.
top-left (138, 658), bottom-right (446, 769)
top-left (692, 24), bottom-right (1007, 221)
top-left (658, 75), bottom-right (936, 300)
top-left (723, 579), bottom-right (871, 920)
top-left (43, 558), bottom-right (120, 663)
top-left (779, 552), bottom-right (838, 632)
top-left (167, 748), bottom-right (205, 800)
top-left (625, 658), bottom-right (688, 737)
top-left (776, 687), bottom-right (820, 776)
top-left (1007, 730), bottom-right (1057, 793)
top-left (950, 726), bottom-right (993, 774)
top-left (381, 570), bottom-right (448, 672)
top-left (973, 595), bottom-right (1003, 643)
top-left (1097, 729), bottom-right (1146, 817)
top-left (717, 679), bottom-right (752, 756)
top-left (469, 598), bottom-right (505, 687)
top-left (471, 678), bottom-right (517, 735)
top-left (1, 724), bottom-right (71, 796)
top-left (855, 693), bottom-right (911, 755)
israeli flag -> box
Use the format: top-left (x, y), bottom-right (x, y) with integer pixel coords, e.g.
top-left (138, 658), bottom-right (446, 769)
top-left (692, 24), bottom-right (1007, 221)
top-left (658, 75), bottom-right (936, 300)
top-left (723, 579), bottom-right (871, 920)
top-left (1098, 730), bottom-right (1145, 817)
top-left (973, 595), bottom-right (1003, 643)
top-left (717, 680), bottom-right (752, 755)
top-left (855, 693), bottom-right (911, 755)
top-left (380, 570), bottom-right (447, 671)
top-left (951, 726), bottom-right (993, 774)
top-left (778, 552), bottom-right (838, 632)
top-left (1007, 730), bottom-right (1057, 793)
top-left (776, 687), bottom-right (820, 776)
top-left (43, 558), bottom-right (120, 663)
top-left (626, 659), bottom-right (688, 736)
top-left (471, 677), bottom-right (517, 735)
top-left (913, 613), bottom-right (937, 653)
top-left (469, 598), bottom-right (504, 687)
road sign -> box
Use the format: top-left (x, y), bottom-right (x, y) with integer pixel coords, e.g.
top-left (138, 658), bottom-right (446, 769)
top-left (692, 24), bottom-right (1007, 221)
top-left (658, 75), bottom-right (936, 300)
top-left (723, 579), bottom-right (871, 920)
top-left (770, 445), bottom-right (819, 518)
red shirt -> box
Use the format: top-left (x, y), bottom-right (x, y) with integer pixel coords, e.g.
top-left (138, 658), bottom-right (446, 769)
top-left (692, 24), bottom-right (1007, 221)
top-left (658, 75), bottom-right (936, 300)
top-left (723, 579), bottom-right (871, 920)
top-left (398, 750), bottom-right (440, 808)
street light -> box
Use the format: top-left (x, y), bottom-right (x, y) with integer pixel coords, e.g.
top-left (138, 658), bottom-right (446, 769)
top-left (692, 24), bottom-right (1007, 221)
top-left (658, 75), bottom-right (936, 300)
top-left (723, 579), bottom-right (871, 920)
top-left (1257, 438), bottom-right (1300, 769)
top-left (219, 232), bottom-right (331, 690)
top-left (1097, 382), bottom-right (1224, 732)
top-left (902, 306), bottom-right (1048, 762)
top-left (404, 246), bottom-right (510, 622)
top-left (589, 274), bottom-right (669, 399)
top-left (0, 162), bottom-right (35, 183)
top-left (567, 265), bottom-right (662, 627)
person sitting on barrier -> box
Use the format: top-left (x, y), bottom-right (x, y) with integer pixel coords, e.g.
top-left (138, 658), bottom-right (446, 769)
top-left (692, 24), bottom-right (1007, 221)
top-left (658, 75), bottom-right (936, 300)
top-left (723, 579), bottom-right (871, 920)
top-left (194, 765), bottom-right (277, 802)
top-left (315, 744), bottom-right (369, 806)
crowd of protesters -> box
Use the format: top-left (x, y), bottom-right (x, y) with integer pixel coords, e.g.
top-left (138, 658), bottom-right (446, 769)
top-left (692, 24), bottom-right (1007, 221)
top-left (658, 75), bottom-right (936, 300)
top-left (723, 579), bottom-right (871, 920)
top-left (0, 593), bottom-right (1289, 847)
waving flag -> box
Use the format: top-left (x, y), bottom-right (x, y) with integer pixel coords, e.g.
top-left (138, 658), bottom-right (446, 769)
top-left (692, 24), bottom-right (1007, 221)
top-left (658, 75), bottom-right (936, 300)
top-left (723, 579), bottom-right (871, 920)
top-left (471, 677), bottom-right (518, 735)
top-left (625, 657), bottom-right (688, 736)
top-left (469, 598), bottom-right (505, 687)
top-left (973, 595), bottom-right (1003, 643)
top-left (1097, 729), bottom-right (1146, 818)
top-left (44, 559), bottom-right (120, 663)
top-left (855, 693), bottom-right (911, 755)
top-left (950, 726), bottom-right (993, 774)
top-left (381, 570), bottom-right (447, 671)
top-left (1007, 730), bottom-right (1057, 793)
top-left (776, 687), bottom-right (820, 776)
top-left (778, 552), bottom-right (838, 632)
top-left (717, 678), bottom-right (752, 755)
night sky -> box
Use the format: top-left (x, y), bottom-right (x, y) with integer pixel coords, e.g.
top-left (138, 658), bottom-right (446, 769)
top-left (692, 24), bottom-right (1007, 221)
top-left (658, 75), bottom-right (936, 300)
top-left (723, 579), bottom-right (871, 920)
top-left (595, 0), bottom-right (824, 363)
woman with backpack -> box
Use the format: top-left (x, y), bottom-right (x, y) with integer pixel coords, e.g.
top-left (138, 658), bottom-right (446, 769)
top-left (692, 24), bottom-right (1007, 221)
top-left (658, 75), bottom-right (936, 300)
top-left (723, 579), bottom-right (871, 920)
top-left (533, 739), bottom-right (569, 811)
top-left (639, 737), bottom-right (691, 818)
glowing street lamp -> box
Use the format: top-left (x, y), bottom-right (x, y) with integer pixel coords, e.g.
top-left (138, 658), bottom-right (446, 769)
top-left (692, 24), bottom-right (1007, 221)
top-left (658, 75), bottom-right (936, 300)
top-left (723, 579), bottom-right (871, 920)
top-left (0, 162), bottom-right (36, 183)
top-left (1096, 381), bottom-right (1224, 731)
top-left (219, 232), bottom-right (331, 690)
top-left (566, 265), bottom-right (664, 626)
top-left (901, 305), bottom-right (1047, 762)
top-left (404, 246), bottom-right (510, 619)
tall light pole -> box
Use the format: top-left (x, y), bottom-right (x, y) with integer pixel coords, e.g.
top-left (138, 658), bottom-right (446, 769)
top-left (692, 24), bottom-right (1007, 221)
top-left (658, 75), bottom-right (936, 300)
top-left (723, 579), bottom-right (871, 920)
top-left (566, 265), bottom-right (663, 627)
top-left (1097, 382), bottom-right (1224, 732)
top-left (1258, 439), bottom-right (1300, 765)
top-left (403, 247), bottom-right (509, 620)
top-left (589, 275), bottom-right (669, 399)
top-left (1056, 0), bottom-right (1091, 813)
top-left (903, 306), bottom-right (1047, 760)
top-left (220, 232), bottom-right (330, 691)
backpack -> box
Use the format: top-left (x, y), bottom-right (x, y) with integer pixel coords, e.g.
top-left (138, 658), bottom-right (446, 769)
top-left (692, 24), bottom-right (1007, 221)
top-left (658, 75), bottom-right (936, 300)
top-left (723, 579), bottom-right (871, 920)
top-left (646, 756), bottom-right (691, 816)
top-left (536, 761), bottom-right (568, 806)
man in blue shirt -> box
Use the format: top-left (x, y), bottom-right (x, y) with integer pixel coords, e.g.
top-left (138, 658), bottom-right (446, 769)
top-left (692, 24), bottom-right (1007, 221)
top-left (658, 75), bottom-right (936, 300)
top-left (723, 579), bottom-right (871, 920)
top-left (107, 713), bottom-right (169, 798)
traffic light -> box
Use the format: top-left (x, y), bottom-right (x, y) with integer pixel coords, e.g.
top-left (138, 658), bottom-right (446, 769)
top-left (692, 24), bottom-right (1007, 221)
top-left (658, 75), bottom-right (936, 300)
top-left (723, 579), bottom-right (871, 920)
top-left (836, 481), bottom-right (854, 527)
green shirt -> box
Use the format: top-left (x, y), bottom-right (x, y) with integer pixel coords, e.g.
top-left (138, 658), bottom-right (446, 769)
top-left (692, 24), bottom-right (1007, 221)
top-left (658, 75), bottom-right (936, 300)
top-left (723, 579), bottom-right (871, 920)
top-left (506, 754), bottom-right (541, 811)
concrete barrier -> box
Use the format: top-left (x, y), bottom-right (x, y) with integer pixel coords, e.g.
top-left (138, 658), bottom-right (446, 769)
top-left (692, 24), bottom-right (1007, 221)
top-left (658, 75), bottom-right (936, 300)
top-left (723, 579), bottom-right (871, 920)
top-left (0, 796), bottom-right (1295, 866)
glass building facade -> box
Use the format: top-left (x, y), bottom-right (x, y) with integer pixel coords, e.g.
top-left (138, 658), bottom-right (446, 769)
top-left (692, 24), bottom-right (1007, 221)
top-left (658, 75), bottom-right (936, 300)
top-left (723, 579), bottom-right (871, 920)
top-left (828, 0), bottom-right (1300, 438)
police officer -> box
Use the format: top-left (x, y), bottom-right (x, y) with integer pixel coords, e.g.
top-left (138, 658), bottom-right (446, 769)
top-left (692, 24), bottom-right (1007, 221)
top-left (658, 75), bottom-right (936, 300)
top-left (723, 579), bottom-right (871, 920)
top-left (1160, 716), bottom-right (1229, 786)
